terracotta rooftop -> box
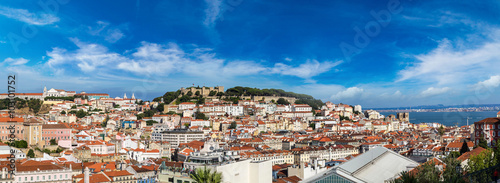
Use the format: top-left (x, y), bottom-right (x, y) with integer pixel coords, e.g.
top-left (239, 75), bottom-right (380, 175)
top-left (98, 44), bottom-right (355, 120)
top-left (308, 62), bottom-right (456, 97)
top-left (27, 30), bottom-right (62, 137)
top-left (475, 117), bottom-right (500, 124)
top-left (457, 147), bottom-right (487, 162)
top-left (77, 173), bottom-right (111, 183)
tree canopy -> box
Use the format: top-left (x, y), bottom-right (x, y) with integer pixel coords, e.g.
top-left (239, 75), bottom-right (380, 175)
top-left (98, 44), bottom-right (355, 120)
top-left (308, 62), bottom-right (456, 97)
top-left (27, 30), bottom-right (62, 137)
top-left (477, 137), bottom-right (488, 149)
top-left (49, 139), bottom-right (57, 145)
top-left (229, 121), bottom-right (237, 129)
top-left (196, 112), bottom-right (209, 120)
top-left (225, 87), bottom-right (323, 109)
top-left (146, 120), bottom-right (158, 126)
top-left (153, 90), bottom-right (182, 104)
top-left (276, 98), bottom-right (290, 105)
top-left (27, 149), bottom-right (35, 158)
top-left (156, 103), bottom-right (165, 112)
top-left (392, 157), bottom-right (465, 183)
top-left (76, 109), bottom-right (88, 118)
top-left (137, 109), bottom-right (155, 120)
top-left (7, 140), bottom-right (28, 148)
top-left (224, 86), bottom-right (314, 99)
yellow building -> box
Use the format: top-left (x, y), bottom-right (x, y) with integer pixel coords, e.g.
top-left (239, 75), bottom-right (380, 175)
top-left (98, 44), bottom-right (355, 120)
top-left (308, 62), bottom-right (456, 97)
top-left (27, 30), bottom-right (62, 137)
top-left (23, 121), bottom-right (42, 146)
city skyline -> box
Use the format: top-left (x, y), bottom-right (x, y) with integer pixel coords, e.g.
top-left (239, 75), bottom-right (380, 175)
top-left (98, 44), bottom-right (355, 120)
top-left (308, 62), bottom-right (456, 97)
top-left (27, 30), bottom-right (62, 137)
top-left (1, 1), bottom-right (500, 108)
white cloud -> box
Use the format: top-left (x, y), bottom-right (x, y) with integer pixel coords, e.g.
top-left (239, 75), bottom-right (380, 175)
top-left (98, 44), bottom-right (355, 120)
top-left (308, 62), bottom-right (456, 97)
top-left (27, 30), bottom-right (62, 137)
top-left (0, 6), bottom-right (59, 25)
top-left (119, 42), bottom-right (268, 78)
top-left (419, 87), bottom-right (451, 97)
top-left (104, 29), bottom-right (124, 43)
top-left (0, 40), bottom-right (6, 44)
top-left (118, 42), bottom-right (187, 75)
top-left (47, 38), bottom-right (127, 73)
top-left (271, 60), bottom-right (342, 79)
top-left (88, 21), bottom-right (125, 43)
top-left (45, 39), bottom-right (340, 83)
top-left (332, 87), bottom-right (364, 100)
top-left (398, 36), bottom-right (500, 85)
top-left (472, 75), bottom-right (500, 89)
top-left (203, 0), bottom-right (223, 28)
top-left (221, 61), bottom-right (267, 76)
top-left (393, 90), bottom-right (402, 97)
top-left (3, 57), bottom-right (29, 65)
top-left (88, 21), bottom-right (109, 35)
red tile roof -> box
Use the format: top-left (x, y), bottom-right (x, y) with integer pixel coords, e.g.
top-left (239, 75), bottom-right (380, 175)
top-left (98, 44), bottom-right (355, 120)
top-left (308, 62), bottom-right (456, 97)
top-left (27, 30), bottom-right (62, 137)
top-left (103, 170), bottom-right (133, 177)
top-left (457, 147), bottom-right (487, 162)
top-left (77, 173), bottom-right (111, 183)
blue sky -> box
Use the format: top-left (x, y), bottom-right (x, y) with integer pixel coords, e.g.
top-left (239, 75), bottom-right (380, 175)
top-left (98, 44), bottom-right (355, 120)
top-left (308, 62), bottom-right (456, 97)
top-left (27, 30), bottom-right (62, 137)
top-left (1, 0), bottom-right (500, 108)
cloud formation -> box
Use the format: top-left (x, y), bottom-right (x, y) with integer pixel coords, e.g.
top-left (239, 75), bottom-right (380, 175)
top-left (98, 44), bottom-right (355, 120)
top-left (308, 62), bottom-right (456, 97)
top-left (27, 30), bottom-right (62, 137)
top-left (88, 21), bottom-right (125, 43)
top-left (46, 39), bottom-right (339, 81)
top-left (272, 60), bottom-right (342, 79)
top-left (0, 6), bottom-right (59, 25)
top-left (419, 87), bottom-right (451, 97)
top-left (398, 30), bottom-right (500, 85)
top-left (47, 38), bottom-right (127, 73)
top-left (332, 87), bottom-right (364, 100)
top-left (3, 57), bottom-right (29, 65)
top-left (203, 0), bottom-right (223, 28)
top-left (472, 75), bottom-right (500, 89)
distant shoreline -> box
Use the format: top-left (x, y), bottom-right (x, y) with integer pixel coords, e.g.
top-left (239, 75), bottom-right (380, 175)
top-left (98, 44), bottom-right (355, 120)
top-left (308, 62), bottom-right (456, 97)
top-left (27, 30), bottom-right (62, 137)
top-left (380, 111), bottom-right (498, 126)
top-left (376, 110), bottom-right (499, 112)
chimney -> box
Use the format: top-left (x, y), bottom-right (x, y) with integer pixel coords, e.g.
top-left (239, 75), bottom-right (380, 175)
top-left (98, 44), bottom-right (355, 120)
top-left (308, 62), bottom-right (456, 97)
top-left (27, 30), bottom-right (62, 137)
top-left (84, 167), bottom-right (90, 183)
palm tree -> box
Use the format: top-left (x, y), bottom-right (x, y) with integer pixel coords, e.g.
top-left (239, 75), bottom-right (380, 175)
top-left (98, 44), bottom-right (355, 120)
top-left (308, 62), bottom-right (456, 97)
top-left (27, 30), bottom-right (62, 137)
top-left (190, 166), bottom-right (222, 183)
top-left (390, 171), bottom-right (417, 183)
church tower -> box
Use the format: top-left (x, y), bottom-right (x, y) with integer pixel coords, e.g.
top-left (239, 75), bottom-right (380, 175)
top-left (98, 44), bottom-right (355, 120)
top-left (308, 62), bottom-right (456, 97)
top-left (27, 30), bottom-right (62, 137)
top-left (43, 86), bottom-right (47, 97)
top-left (131, 93), bottom-right (135, 100)
top-left (124, 93), bottom-right (127, 99)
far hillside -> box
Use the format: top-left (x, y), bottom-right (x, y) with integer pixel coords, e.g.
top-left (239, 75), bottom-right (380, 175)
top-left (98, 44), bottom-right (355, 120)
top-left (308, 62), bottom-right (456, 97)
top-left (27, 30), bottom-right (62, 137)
top-left (153, 86), bottom-right (324, 110)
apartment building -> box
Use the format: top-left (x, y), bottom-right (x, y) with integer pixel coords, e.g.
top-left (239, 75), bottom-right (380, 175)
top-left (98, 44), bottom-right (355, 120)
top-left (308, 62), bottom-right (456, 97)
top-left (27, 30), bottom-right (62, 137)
top-left (152, 129), bottom-right (204, 147)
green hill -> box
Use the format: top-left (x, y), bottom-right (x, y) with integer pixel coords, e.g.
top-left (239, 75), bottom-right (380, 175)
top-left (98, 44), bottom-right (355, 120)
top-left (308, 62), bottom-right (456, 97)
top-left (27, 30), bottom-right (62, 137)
top-left (153, 86), bottom-right (324, 110)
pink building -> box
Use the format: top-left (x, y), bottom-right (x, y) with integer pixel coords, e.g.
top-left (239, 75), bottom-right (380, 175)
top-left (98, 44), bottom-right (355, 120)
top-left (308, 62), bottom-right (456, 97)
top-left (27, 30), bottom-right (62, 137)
top-left (42, 123), bottom-right (71, 146)
top-left (15, 160), bottom-right (72, 183)
top-left (0, 117), bottom-right (25, 141)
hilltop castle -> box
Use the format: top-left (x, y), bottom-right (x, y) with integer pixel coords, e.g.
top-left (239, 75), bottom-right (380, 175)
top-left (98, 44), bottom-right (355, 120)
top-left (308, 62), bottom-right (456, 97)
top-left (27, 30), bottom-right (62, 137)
top-left (180, 86), bottom-right (224, 96)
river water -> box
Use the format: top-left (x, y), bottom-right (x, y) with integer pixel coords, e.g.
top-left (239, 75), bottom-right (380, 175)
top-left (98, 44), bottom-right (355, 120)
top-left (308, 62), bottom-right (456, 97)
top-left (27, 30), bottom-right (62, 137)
top-left (379, 111), bottom-right (499, 126)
